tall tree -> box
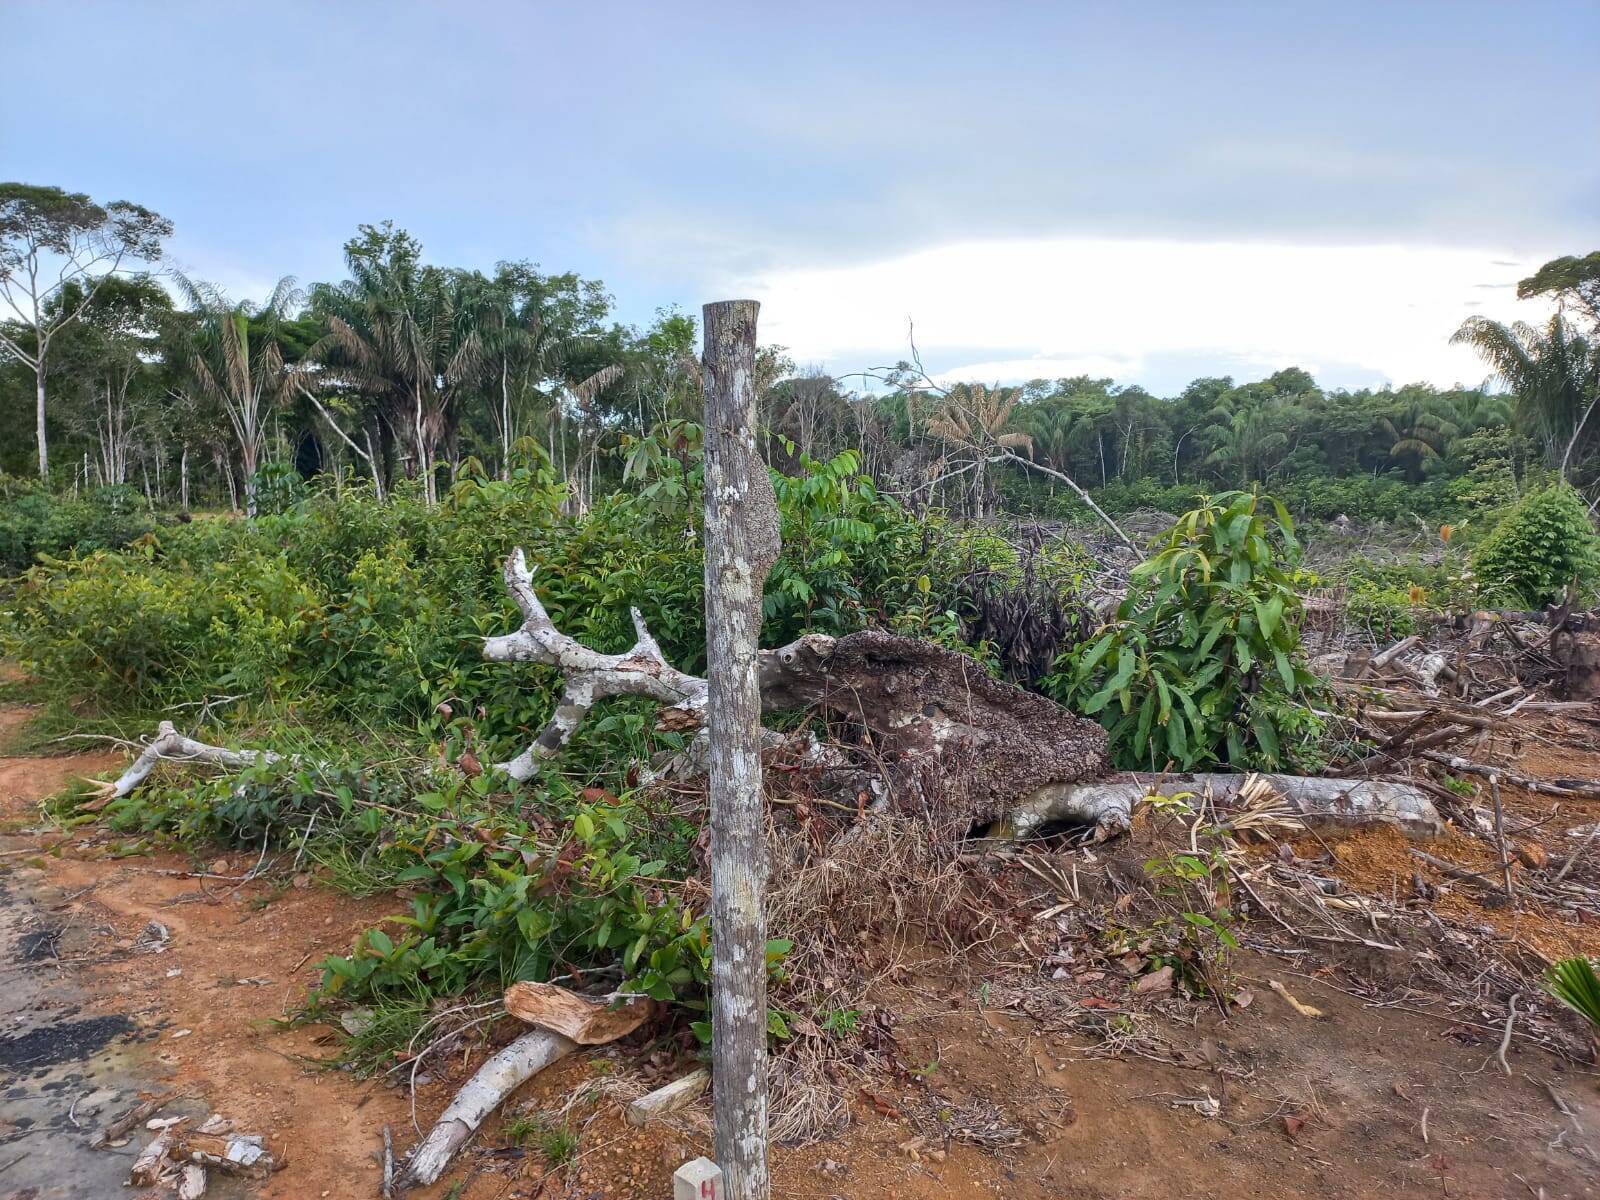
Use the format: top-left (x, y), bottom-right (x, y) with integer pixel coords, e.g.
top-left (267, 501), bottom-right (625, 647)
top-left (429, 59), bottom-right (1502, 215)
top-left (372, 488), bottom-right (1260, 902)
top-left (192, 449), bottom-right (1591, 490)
top-left (1454, 314), bottom-right (1600, 480)
top-left (312, 225), bottom-right (484, 504)
top-left (1518, 252), bottom-right (1600, 329)
top-left (172, 275), bottom-right (299, 516)
top-left (0, 184), bottom-right (171, 479)
top-left (47, 275), bottom-right (173, 489)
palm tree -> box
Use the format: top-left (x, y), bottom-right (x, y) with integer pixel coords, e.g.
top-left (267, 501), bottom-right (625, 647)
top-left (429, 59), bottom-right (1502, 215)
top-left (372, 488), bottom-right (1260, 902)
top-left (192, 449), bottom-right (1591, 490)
top-left (170, 274), bottom-right (298, 517)
top-left (316, 250), bottom-right (481, 505)
top-left (1453, 314), bottom-right (1600, 479)
top-left (1379, 398), bottom-right (1459, 482)
top-left (927, 382), bottom-right (1030, 519)
top-left (1202, 404), bottom-right (1288, 487)
top-left (471, 282), bottom-right (622, 487)
top-left (1449, 390), bottom-right (1514, 437)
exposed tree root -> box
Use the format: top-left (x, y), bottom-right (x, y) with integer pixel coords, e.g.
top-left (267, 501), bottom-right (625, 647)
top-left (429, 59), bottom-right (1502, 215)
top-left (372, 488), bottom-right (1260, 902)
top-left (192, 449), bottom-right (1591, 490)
top-left (484, 546), bottom-right (1110, 826)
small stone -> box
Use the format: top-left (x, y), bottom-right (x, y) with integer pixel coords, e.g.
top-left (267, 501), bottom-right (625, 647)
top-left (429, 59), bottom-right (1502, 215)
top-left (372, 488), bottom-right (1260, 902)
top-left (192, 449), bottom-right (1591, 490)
top-left (673, 1156), bottom-right (722, 1200)
top-left (211, 858), bottom-right (230, 874)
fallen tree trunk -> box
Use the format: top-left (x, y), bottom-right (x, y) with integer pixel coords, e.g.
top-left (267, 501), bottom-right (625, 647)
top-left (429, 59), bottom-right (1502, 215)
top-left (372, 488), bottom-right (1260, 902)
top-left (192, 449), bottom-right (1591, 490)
top-left (396, 1029), bottom-right (575, 1191)
top-left (100, 551), bottom-right (1446, 838)
top-left (485, 547), bottom-right (1109, 828)
top-left (1012, 772), bottom-right (1443, 838)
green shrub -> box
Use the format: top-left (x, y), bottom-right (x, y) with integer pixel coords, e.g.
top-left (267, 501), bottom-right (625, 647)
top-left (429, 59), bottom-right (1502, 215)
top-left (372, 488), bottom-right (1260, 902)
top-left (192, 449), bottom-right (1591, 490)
top-left (1344, 583), bottom-right (1421, 640)
top-left (248, 462), bottom-right (309, 516)
top-left (1045, 491), bottom-right (1324, 771)
top-left (2, 451), bottom-right (978, 745)
top-left (1471, 483), bottom-right (1600, 608)
top-left (0, 479), bottom-right (157, 574)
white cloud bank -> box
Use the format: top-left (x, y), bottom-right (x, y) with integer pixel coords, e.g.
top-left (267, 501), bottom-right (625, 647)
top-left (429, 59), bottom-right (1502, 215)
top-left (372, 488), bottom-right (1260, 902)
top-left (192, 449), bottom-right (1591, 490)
top-left (735, 238), bottom-right (1552, 391)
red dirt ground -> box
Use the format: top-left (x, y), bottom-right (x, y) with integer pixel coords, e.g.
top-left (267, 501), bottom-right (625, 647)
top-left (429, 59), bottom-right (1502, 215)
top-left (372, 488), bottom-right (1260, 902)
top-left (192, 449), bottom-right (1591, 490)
top-left (3, 700), bottom-right (1599, 1199)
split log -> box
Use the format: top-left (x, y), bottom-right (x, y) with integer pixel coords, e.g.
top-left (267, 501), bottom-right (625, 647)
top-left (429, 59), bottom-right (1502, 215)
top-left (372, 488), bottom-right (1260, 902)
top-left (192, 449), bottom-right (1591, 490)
top-left (1011, 772), bottom-right (1443, 838)
top-left (401, 981), bottom-right (649, 1190)
top-left (176, 1132), bottom-right (276, 1178)
top-left (91, 1090), bottom-right (177, 1148)
top-left (626, 1068), bottom-right (710, 1127)
top-left (177, 1163), bottom-right (207, 1199)
top-left (502, 982), bottom-right (652, 1043)
top-left (129, 1127), bottom-right (174, 1186)
top-left (397, 1030), bottom-right (575, 1191)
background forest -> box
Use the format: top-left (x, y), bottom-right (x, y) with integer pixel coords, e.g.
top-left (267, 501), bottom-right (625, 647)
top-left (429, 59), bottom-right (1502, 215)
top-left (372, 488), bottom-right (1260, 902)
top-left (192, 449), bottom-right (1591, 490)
top-left (4, 184), bottom-right (1598, 546)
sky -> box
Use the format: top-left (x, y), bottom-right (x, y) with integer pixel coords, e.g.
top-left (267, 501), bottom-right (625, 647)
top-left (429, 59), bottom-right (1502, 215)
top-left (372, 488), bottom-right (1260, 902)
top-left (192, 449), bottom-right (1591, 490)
top-left (6, 0), bottom-right (1597, 394)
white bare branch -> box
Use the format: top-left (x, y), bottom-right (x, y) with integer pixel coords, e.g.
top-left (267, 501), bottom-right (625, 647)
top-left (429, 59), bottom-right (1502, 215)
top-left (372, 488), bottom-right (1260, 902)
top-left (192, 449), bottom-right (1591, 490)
top-left (103, 721), bottom-right (281, 799)
top-left (483, 547), bottom-right (709, 780)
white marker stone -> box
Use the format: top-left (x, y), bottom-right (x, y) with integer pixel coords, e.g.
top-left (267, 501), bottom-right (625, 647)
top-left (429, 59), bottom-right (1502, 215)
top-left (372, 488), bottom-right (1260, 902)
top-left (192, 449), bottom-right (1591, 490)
top-left (673, 1156), bottom-right (723, 1200)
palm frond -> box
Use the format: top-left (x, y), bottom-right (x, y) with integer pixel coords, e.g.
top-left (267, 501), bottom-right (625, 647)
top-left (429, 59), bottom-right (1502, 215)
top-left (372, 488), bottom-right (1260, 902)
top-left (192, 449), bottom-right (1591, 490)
top-left (1544, 956), bottom-right (1600, 1029)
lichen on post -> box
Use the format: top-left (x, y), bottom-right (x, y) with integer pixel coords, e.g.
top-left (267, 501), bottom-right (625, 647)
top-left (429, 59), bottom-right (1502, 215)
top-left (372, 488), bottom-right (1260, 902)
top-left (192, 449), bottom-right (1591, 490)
top-left (701, 298), bottom-right (780, 1200)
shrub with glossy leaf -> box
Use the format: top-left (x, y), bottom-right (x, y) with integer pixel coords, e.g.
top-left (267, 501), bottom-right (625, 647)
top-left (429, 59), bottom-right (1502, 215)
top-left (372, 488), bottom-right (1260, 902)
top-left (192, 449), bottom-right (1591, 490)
top-left (1470, 483), bottom-right (1600, 608)
top-left (1045, 491), bottom-right (1323, 771)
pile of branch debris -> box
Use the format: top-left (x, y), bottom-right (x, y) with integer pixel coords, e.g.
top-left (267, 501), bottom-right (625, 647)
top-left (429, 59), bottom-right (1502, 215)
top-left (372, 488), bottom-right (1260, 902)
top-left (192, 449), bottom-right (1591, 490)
top-left (1318, 609), bottom-right (1600, 771)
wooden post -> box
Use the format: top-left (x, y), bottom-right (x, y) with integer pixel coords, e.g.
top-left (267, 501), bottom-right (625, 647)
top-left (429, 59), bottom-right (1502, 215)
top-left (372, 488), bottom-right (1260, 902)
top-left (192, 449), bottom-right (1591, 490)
top-left (701, 299), bottom-right (780, 1200)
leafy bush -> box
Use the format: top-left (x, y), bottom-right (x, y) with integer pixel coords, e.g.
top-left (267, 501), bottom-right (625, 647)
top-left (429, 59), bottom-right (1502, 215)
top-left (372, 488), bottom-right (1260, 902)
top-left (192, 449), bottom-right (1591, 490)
top-left (0, 478), bottom-right (157, 574)
top-left (248, 462), bottom-right (309, 516)
top-left (1471, 483), bottom-right (1600, 608)
top-left (2, 450), bottom-right (978, 755)
top-left (1045, 491), bottom-right (1323, 770)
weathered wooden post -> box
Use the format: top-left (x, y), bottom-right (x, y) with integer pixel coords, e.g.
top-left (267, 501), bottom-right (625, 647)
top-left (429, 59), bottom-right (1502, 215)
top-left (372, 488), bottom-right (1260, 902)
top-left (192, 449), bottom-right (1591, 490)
top-left (701, 299), bottom-right (780, 1199)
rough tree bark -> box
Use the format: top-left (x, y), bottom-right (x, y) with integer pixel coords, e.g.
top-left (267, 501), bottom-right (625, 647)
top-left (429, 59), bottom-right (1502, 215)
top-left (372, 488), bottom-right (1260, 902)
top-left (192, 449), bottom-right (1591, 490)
top-left (701, 299), bottom-right (781, 1200)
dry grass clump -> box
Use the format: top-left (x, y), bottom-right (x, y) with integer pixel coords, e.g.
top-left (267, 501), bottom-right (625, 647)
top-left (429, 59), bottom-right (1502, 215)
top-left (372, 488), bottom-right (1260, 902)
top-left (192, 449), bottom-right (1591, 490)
top-left (763, 808), bottom-right (973, 1142)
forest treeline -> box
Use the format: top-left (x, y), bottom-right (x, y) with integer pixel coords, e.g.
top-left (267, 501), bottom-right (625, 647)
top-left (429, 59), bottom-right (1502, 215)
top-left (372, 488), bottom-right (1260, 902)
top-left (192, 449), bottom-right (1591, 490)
top-left (3, 182), bottom-right (1598, 529)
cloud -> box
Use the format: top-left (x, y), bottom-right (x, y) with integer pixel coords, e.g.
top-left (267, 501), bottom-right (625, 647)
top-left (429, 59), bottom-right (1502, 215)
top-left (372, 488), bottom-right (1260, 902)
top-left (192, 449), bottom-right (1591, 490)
top-left (733, 237), bottom-right (1556, 392)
